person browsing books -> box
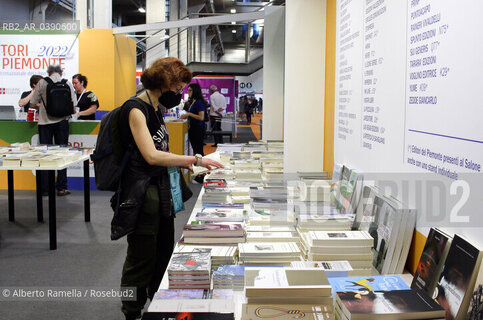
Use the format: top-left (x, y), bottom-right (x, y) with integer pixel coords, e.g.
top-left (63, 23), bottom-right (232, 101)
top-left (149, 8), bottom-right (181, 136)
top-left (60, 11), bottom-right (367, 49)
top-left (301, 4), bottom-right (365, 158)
top-left (115, 57), bottom-right (223, 320)
top-left (180, 83), bottom-right (206, 155)
top-left (72, 73), bottom-right (99, 120)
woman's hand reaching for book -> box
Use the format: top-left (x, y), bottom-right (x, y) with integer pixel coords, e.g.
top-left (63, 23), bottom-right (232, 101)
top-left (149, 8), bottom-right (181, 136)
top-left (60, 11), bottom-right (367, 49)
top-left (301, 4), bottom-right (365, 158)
top-left (201, 158), bottom-right (224, 170)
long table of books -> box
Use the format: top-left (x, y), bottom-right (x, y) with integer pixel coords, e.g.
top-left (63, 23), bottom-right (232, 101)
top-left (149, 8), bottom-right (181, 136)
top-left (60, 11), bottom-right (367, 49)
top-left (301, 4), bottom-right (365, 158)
top-left (143, 142), bottom-right (481, 320)
top-left (0, 143), bottom-right (92, 250)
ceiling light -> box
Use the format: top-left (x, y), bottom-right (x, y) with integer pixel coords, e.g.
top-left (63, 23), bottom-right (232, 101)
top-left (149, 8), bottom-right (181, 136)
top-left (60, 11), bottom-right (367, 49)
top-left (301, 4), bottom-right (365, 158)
top-left (232, 29), bottom-right (236, 33)
top-left (138, 7), bottom-right (146, 13)
top-left (231, 21), bottom-right (236, 25)
top-left (230, 8), bottom-right (236, 13)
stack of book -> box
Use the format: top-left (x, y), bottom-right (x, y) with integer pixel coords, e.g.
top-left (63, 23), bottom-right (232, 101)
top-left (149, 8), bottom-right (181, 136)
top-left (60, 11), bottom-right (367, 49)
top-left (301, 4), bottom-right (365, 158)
top-left (242, 267), bottom-right (334, 320)
top-left (20, 153), bottom-right (51, 167)
top-left (231, 151), bottom-right (252, 160)
top-left (238, 242), bottom-right (302, 266)
top-left (2, 151), bottom-right (29, 166)
top-left (297, 179), bottom-right (332, 202)
top-left (204, 169), bottom-right (236, 181)
top-left (201, 187), bottom-right (230, 204)
top-left (245, 225), bottom-right (296, 233)
top-left (267, 141), bottom-right (284, 151)
top-left (195, 207), bottom-right (246, 223)
top-left (249, 186), bottom-right (298, 200)
top-left (228, 185), bottom-right (251, 204)
top-left (262, 167), bottom-right (285, 184)
top-left (234, 168), bottom-right (262, 181)
top-left (233, 159), bottom-right (260, 169)
top-left (246, 209), bottom-right (296, 227)
top-left (212, 264), bottom-right (245, 291)
top-left (167, 252), bottom-right (211, 289)
top-left (299, 231), bottom-right (373, 272)
top-left (181, 222), bottom-right (246, 245)
top-left (298, 171), bottom-right (329, 180)
top-left (296, 212), bottom-right (356, 232)
top-left (246, 231), bottom-right (299, 243)
top-left (1, 145), bottom-right (84, 167)
top-left (290, 260), bottom-right (371, 277)
top-left (251, 197), bottom-right (293, 211)
top-left (174, 245), bottom-right (238, 270)
top-left (329, 275), bottom-right (445, 320)
top-left (241, 144), bottom-right (268, 152)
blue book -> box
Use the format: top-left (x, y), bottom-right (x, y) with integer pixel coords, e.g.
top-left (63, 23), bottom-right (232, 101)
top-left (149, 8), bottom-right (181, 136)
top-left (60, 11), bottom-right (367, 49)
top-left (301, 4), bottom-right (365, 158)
top-left (329, 275), bottom-right (410, 293)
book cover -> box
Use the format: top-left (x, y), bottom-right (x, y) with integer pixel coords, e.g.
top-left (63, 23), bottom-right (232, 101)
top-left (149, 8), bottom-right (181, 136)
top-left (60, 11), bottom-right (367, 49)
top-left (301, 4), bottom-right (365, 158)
top-left (141, 312), bottom-right (234, 320)
top-left (203, 179), bottom-right (227, 188)
top-left (183, 223), bottom-right (244, 237)
top-left (411, 228), bottom-right (451, 295)
top-left (433, 234), bottom-right (483, 320)
top-left (241, 304), bottom-right (333, 320)
top-left (329, 275), bottom-right (410, 293)
top-left (371, 197), bottom-right (402, 274)
top-left (245, 268), bottom-right (331, 297)
top-left (168, 252), bottom-right (211, 274)
top-left (195, 208), bottom-right (245, 222)
top-left (337, 289), bottom-right (444, 319)
top-left (353, 185), bottom-right (379, 231)
top-left (308, 230), bottom-right (373, 247)
top-left (239, 242), bottom-right (301, 257)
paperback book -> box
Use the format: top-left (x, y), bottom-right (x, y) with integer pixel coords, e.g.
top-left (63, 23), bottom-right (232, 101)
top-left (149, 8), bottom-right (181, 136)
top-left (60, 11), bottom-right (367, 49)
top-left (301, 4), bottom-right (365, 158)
top-left (411, 228), bottom-right (452, 296)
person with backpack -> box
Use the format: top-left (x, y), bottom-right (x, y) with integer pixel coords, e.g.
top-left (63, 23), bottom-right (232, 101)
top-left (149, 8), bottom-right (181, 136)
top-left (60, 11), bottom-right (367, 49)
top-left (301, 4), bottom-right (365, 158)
top-left (30, 64), bottom-right (76, 196)
top-left (111, 57), bottom-right (223, 320)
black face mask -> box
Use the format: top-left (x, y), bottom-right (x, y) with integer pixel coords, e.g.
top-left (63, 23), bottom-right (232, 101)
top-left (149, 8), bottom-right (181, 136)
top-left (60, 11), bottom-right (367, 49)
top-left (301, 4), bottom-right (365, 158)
top-left (158, 91), bottom-right (182, 109)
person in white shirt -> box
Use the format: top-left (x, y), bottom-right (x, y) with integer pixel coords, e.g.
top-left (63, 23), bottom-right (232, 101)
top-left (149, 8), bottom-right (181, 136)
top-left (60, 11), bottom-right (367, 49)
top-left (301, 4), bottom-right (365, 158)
top-left (209, 85), bottom-right (227, 147)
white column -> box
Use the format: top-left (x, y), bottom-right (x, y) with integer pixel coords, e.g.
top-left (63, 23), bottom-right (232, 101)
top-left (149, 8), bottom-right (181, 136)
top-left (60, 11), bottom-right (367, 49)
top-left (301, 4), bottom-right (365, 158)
top-left (93, 0), bottom-right (112, 28)
top-left (146, 0), bottom-right (166, 67)
top-left (283, 0), bottom-right (326, 172)
top-left (178, 0), bottom-right (188, 64)
top-left (168, 0), bottom-right (179, 58)
top-left (262, 6), bottom-right (285, 141)
top-left (75, 0), bottom-right (88, 29)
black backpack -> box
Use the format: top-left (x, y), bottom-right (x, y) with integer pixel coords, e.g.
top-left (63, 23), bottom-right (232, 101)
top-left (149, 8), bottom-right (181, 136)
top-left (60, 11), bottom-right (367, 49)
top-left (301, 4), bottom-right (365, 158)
top-left (90, 98), bottom-right (148, 192)
top-left (41, 77), bottom-right (74, 117)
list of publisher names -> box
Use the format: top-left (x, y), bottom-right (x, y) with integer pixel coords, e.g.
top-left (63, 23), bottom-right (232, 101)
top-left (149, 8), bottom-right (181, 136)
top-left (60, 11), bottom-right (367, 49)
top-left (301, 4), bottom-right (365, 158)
top-left (407, 0), bottom-right (448, 108)
top-left (361, 0), bottom-right (387, 150)
top-left (336, 0), bottom-right (360, 142)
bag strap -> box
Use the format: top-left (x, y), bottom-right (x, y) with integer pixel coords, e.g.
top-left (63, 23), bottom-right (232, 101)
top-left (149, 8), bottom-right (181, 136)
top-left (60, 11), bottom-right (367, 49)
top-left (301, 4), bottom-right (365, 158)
top-left (113, 97), bottom-right (151, 215)
top-left (40, 77), bottom-right (54, 108)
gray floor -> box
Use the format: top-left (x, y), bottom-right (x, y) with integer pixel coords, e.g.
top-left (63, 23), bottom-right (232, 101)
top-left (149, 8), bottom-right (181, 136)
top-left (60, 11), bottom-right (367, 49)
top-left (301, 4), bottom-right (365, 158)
top-left (0, 183), bottom-right (201, 320)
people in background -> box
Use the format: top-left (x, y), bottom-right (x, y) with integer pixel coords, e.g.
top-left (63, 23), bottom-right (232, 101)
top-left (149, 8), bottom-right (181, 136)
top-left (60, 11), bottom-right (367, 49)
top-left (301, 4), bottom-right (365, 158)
top-left (18, 75), bottom-right (43, 112)
top-left (238, 95), bottom-right (247, 121)
top-left (72, 74), bottom-right (99, 120)
top-left (116, 57), bottom-right (222, 320)
top-left (246, 96), bottom-right (258, 124)
top-left (180, 83), bottom-right (206, 155)
top-left (208, 85), bottom-right (227, 147)
top-left (30, 65), bottom-right (77, 196)
top-left (258, 97), bottom-right (263, 114)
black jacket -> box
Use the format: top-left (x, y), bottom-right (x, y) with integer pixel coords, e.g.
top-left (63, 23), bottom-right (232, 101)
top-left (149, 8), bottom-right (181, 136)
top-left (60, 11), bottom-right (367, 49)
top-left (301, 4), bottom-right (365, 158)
top-left (110, 149), bottom-right (171, 240)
